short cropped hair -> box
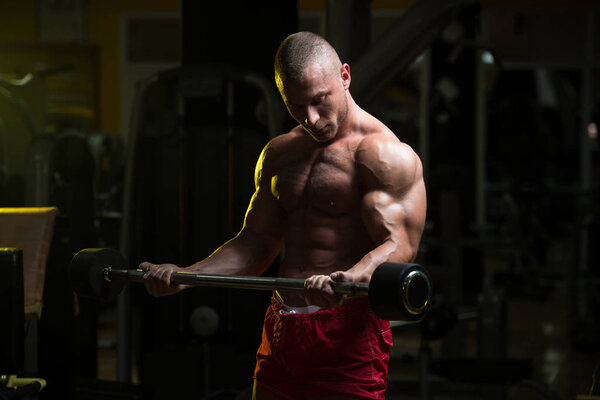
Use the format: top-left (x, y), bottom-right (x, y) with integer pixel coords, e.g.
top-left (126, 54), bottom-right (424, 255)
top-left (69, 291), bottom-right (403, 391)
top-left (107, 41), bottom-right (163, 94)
top-left (274, 32), bottom-right (342, 91)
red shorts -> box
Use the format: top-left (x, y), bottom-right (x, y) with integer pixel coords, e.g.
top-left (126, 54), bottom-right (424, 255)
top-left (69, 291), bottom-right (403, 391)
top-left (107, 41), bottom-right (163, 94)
top-left (253, 295), bottom-right (393, 399)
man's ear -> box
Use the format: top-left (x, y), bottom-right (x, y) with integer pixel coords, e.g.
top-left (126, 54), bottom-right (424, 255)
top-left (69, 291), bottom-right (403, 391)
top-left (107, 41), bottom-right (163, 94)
top-left (341, 63), bottom-right (351, 89)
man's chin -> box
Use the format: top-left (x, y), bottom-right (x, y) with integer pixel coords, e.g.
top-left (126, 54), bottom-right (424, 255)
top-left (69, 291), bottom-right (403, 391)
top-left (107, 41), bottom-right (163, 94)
top-left (306, 127), bottom-right (335, 142)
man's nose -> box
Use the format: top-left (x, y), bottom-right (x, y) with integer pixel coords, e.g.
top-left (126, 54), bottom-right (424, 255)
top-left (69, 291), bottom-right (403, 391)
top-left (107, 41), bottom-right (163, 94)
top-left (305, 106), bottom-right (319, 126)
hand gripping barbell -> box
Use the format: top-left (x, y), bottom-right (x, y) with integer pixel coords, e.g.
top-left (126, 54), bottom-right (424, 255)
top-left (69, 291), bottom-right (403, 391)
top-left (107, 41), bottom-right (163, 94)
top-left (68, 248), bottom-right (432, 321)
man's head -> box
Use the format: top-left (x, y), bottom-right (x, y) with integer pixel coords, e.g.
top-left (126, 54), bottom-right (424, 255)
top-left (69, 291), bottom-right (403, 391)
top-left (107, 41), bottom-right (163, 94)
top-left (274, 32), bottom-right (351, 142)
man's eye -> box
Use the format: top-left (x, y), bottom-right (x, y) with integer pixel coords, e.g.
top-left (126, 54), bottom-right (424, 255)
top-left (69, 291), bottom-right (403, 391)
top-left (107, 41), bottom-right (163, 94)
top-left (312, 96), bottom-right (326, 105)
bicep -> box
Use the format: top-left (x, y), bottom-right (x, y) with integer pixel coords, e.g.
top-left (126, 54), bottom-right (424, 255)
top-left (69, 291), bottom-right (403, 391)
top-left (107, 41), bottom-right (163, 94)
top-left (242, 143), bottom-right (287, 240)
top-left (361, 183), bottom-right (426, 254)
top-left (242, 184), bottom-right (287, 239)
top-left (359, 143), bottom-right (427, 261)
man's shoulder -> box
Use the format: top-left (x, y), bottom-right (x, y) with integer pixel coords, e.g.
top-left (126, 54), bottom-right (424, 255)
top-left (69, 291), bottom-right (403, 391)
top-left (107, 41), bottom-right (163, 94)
top-left (356, 126), bottom-right (416, 163)
top-left (258, 126), bottom-right (309, 167)
top-left (264, 126), bottom-right (308, 152)
top-left (355, 128), bottom-right (422, 190)
top-left (354, 112), bottom-right (403, 149)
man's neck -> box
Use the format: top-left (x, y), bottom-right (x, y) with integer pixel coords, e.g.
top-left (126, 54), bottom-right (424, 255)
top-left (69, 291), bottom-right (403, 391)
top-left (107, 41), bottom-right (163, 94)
top-left (329, 94), bottom-right (362, 144)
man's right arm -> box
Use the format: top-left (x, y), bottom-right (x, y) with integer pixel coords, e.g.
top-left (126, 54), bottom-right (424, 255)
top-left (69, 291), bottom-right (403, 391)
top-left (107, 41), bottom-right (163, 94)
top-left (141, 140), bottom-right (287, 297)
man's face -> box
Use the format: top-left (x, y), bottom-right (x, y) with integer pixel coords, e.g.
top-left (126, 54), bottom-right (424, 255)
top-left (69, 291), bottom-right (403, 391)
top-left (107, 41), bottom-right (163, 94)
top-left (279, 63), bottom-right (348, 143)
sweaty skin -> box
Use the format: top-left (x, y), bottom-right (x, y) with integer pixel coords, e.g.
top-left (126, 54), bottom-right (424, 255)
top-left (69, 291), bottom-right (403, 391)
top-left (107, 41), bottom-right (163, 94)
top-left (140, 61), bottom-right (426, 310)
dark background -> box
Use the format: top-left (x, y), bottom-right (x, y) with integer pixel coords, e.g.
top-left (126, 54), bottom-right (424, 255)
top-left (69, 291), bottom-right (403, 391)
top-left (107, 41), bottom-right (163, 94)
top-left (0, 0), bottom-right (599, 399)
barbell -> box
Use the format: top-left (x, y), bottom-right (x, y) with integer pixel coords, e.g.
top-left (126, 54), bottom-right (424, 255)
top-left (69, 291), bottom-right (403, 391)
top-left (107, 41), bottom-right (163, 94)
top-left (68, 248), bottom-right (432, 321)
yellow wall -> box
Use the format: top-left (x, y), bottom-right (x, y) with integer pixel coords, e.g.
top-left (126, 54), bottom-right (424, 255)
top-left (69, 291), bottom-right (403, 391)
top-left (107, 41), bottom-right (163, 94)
top-left (87, 0), bottom-right (181, 134)
top-left (0, 0), bottom-right (180, 134)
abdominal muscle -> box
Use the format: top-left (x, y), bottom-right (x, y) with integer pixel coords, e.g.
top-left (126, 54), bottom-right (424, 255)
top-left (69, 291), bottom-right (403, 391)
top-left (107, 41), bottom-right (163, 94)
top-left (275, 208), bottom-right (373, 307)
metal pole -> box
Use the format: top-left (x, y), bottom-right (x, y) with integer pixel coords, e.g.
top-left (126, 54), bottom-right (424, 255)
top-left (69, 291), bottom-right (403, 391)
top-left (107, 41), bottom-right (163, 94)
top-left (475, 48), bottom-right (487, 233)
top-left (117, 73), bottom-right (158, 383)
top-left (577, 14), bottom-right (594, 319)
top-left (352, 0), bottom-right (462, 105)
top-left (326, 0), bottom-right (371, 64)
top-left (116, 285), bottom-right (131, 381)
top-left (106, 268), bottom-right (371, 296)
top-left (419, 50), bottom-right (431, 185)
top-left (419, 339), bottom-right (431, 400)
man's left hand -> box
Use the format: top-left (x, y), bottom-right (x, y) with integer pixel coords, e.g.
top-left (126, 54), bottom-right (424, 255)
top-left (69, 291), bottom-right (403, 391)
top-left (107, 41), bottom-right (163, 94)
top-left (304, 270), bottom-right (354, 309)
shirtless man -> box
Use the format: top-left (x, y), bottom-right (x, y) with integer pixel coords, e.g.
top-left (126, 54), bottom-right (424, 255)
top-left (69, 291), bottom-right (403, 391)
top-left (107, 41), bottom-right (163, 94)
top-left (140, 32), bottom-right (427, 399)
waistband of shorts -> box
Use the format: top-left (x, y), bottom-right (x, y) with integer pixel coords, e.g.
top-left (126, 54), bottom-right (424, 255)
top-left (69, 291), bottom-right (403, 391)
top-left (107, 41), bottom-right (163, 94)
top-left (269, 292), bottom-right (371, 318)
top-left (274, 290), bottom-right (321, 314)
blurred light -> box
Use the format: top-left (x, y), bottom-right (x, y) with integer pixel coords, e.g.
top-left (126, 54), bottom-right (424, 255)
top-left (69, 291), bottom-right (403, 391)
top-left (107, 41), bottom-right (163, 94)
top-left (414, 53), bottom-right (425, 65)
top-left (481, 51), bottom-right (495, 65)
top-left (436, 77), bottom-right (459, 102)
top-left (442, 21), bottom-right (464, 43)
top-left (588, 122), bottom-right (598, 140)
top-left (535, 69), bottom-right (558, 108)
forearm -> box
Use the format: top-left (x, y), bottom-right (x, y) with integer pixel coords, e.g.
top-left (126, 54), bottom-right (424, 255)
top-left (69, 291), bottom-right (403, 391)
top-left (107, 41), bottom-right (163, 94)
top-left (347, 239), bottom-right (417, 282)
top-left (304, 239), bottom-right (415, 308)
top-left (184, 228), bottom-right (282, 276)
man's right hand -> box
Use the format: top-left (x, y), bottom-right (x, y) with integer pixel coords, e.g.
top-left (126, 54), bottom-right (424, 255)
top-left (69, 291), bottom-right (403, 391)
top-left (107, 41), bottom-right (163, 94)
top-left (139, 262), bottom-right (189, 297)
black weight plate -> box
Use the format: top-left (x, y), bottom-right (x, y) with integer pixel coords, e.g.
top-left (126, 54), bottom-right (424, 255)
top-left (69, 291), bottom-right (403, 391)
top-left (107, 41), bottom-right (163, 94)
top-left (69, 248), bottom-right (127, 301)
top-left (368, 262), bottom-right (431, 321)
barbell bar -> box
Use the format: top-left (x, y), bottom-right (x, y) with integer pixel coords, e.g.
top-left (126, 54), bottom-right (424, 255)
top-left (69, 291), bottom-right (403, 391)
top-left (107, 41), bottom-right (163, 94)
top-left (105, 267), bottom-right (371, 295)
top-left (69, 248), bottom-right (432, 321)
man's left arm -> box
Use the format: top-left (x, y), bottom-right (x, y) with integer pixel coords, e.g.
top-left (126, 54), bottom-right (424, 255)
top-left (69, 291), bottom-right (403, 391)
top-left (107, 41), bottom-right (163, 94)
top-left (342, 137), bottom-right (427, 282)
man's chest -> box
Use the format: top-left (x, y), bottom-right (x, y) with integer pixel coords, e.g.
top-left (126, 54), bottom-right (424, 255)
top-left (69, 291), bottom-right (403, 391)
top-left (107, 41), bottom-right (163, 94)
top-left (271, 146), bottom-right (361, 214)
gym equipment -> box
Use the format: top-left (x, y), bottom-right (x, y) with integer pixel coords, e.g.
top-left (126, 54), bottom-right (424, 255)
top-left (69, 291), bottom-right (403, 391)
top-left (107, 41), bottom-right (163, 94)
top-left (189, 305), bottom-right (220, 338)
top-left (0, 375), bottom-right (46, 399)
top-left (69, 248), bottom-right (432, 321)
top-left (0, 248), bottom-right (23, 374)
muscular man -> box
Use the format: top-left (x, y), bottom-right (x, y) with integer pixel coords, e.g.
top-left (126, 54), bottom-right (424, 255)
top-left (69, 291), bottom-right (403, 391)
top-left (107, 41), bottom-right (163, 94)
top-left (141, 32), bottom-right (427, 399)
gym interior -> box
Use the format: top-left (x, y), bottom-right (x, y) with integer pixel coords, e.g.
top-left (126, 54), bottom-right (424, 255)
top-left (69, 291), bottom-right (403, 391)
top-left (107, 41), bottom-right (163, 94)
top-left (0, 0), bottom-right (599, 399)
